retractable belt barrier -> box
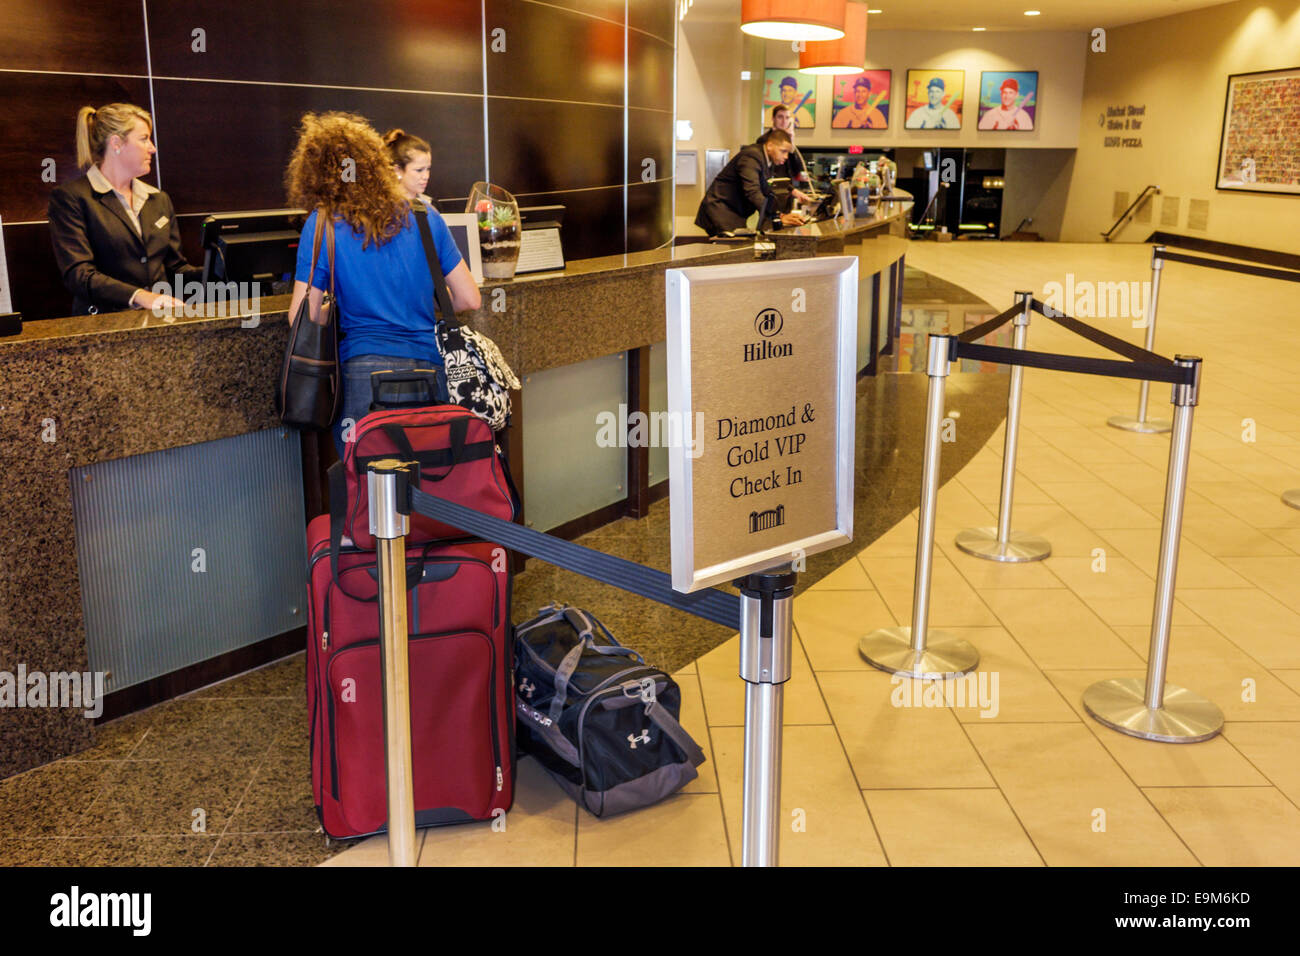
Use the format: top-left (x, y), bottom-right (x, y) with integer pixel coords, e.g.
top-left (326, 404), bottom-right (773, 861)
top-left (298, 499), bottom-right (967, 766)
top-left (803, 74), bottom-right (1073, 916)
top-left (860, 293), bottom-right (1226, 745)
top-left (361, 463), bottom-right (762, 866)
top-left (407, 486), bottom-right (742, 630)
top-left (1109, 235), bottom-right (1300, 437)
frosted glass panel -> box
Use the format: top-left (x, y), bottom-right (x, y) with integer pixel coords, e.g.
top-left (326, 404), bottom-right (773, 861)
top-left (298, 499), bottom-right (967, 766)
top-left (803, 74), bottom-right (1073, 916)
top-left (522, 353), bottom-right (629, 531)
top-left (71, 428), bottom-right (307, 692)
top-left (649, 342), bottom-right (669, 485)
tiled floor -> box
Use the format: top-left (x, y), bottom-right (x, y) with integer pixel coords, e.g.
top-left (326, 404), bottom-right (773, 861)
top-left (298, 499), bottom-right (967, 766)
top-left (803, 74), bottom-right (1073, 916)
top-left (6, 242), bottom-right (1298, 866)
top-left (327, 241), bottom-right (1300, 866)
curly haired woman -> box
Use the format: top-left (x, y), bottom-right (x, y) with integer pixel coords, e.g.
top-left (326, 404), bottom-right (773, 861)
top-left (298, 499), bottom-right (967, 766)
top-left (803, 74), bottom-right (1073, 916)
top-left (284, 111), bottom-right (481, 456)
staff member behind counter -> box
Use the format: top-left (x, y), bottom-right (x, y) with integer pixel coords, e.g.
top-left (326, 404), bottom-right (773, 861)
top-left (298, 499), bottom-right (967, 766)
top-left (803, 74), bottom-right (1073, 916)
top-left (48, 103), bottom-right (195, 315)
top-left (694, 129), bottom-right (807, 237)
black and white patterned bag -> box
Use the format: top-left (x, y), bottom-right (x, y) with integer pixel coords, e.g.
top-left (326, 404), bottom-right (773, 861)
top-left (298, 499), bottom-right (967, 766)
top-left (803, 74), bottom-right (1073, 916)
top-left (437, 321), bottom-right (520, 432)
top-left (413, 206), bottom-right (520, 432)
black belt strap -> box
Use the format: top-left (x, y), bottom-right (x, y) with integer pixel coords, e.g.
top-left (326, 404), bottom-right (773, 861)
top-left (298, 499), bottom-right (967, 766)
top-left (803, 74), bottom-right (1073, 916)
top-left (408, 486), bottom-right (742, 630)
top-left (955, 302), bottom-right (1022, 343)
top-left (952, 341), bottom-right (1191, 384)
top-left (1156, 250), bottom-right (1300, 285)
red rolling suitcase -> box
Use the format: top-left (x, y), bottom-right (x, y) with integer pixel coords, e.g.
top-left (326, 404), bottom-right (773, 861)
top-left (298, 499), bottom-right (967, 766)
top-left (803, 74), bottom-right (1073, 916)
top-left (305, 512), bottom-right (515, 839)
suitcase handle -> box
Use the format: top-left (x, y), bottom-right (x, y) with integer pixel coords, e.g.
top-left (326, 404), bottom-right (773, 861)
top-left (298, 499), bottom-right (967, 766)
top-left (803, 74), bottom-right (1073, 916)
top-left (368, 369), bottom-right (443, 411)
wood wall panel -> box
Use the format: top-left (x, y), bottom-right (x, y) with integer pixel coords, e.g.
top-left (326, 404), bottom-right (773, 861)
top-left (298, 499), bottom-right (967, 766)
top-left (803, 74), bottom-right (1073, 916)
top-left (513, 187), bottom-right (625, 262)
top-left (628, 0), bottom-right (676, 43)
top-left (626, 111), bottom-right (674, 190)
top-left (152, 80), bottom-right (487, 213)
top-left (627, 179), bottom-right (672, 252)
top-left (485, 0), bottom-right (624, 106)
top-left (487, 99), bottom-right (623, 195)
top-left (0, 73), bottom-right (154, 222)
top-left (5, 222), bottom-right (70, 321)
top-left (0, 0), bottom-right (147, 74)
top-left (627, 29), bottom-right (674, 111)
top-left (145, 0), bottom-right (484, 94)
top-left (530, 0), bottom-right (627, 25)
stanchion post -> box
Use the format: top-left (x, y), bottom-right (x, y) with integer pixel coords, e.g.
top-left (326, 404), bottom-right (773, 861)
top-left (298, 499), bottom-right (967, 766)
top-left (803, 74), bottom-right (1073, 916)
top-left (367, 458), bottom-right (419, 865)
top-left (1108, 246), bottom-right (1172, 434)
top-left (736, 566), bottom-right (796, 867)
top-left (859, 334), bottom-right (979, 678)
top-left (1083, 357), bottom-right (1223, 742)
top-left (955, 292), bottom-right (1051, 563)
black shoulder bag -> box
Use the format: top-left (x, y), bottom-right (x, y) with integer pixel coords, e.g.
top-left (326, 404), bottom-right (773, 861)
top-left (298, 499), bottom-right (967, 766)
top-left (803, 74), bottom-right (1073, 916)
top-left (275, 212), bottom-right (340, 430)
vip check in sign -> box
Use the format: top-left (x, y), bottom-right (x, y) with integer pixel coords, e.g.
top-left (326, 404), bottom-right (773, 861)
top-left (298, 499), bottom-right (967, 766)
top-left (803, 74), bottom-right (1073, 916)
top-left (666, 257), bottom-right (858, 592)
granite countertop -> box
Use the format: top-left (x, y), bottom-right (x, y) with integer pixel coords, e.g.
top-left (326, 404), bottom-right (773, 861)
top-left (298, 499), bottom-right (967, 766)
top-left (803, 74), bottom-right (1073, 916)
top-left (777, 196), bottom-right (913, 242)
top-left (2, 241), bottom-right (758, 352)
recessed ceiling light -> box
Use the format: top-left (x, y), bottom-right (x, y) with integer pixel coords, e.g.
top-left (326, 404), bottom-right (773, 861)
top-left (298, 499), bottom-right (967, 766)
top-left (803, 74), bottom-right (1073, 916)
top-left (1024, 9), bottom-right (1041, 15)
top-left (972, 26), bottom-right (985, 31)
top-left (868, 9), bottom-right (882, 13)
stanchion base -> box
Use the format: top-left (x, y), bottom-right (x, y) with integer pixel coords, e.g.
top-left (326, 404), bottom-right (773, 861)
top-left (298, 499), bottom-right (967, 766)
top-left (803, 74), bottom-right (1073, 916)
top-left (858, 627), bottom-right (979, 679)
top-left (1282, 489), bottom-right (1300, 511)
top-left (1082, 677), bottom-right (1223, 743)
top-left (954, 527), bottom-right (1051, 563)
top-left (1107, 415), bottom-right (1172, 434)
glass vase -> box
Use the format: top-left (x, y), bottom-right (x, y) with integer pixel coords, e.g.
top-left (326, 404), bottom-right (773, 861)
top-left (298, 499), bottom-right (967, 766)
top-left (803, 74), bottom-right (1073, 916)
top-left (467, 182), bottom-right (521, 280)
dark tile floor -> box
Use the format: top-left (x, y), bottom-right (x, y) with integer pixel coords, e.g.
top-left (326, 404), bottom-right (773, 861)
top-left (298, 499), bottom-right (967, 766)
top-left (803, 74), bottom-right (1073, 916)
top-left (0, 266), bottom-right (1006, 867)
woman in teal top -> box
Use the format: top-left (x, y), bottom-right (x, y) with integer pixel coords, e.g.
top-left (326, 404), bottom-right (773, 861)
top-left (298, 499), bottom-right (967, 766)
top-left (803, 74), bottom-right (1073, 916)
top-left (285, 112), bottom-right (480, 456)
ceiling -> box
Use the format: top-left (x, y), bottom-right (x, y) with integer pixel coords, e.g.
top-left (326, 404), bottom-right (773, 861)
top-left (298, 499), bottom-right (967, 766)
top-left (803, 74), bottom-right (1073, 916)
top-left (681, 0), bottom-right (1242, 31)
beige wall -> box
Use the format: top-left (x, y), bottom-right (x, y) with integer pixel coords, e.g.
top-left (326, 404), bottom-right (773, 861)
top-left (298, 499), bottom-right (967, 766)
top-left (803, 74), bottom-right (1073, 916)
top-left (1059, 0), bottom-right (1300, 248)
top-left (674, 20), bottom-right (747, 233)
top-left (1002, 149), bottom-right (1076, 240)
top-left (762, 30), bottom-right (1087, 150)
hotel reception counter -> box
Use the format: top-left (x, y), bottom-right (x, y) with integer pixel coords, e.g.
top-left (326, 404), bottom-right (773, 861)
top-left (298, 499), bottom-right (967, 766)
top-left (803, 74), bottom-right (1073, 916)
top-left (0, 199), bottom-right (910, 776)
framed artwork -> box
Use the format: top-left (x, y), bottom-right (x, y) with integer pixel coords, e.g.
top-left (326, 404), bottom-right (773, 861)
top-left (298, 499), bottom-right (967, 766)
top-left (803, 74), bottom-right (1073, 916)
top-left (1215, 66), bottom-right (1300, 194)
top-left (763, 69), bottom-right (817, 130)
top-left (978, 71), bottom-right (1037, 130)
top-left (439, 214), bottom-right (483, 285)
top-left (831, 70), bottom-right (891, 130)
top-left (904, 69), bottom-right (964, 129)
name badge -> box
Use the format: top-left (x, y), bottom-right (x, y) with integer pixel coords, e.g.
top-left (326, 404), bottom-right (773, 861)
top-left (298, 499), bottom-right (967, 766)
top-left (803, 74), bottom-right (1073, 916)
top-left (154, 216), bottom-right (169, 229)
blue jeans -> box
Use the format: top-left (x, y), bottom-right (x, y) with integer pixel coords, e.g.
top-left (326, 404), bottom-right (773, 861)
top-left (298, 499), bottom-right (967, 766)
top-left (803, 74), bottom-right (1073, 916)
top-left (334, 354), bottom-right (448, 458)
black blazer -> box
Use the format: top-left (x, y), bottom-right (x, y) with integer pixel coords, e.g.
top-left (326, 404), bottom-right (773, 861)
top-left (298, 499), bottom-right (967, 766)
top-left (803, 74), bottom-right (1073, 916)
top-left (694, 143), bottom-right (778, 236)
top-left (48, 172), bottom-right (199, 315)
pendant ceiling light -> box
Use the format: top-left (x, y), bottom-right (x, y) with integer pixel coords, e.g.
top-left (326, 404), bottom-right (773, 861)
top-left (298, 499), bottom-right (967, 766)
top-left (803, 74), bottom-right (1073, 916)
top-left (740, 0), bottom-right (846, 42)
top-left (799, 2), bottom-right (868, 74)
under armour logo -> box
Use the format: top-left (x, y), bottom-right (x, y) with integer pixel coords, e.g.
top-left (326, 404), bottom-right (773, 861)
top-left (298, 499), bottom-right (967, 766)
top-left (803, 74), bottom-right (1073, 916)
top-left (519, 678), bottom-right (536, 698)
top-left (627, 730), bottom-right (650, 749)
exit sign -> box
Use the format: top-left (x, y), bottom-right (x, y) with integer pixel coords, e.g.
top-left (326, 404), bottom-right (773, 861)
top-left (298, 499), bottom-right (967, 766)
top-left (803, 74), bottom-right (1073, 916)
top-left (848, 146), bottom-right (864, 154)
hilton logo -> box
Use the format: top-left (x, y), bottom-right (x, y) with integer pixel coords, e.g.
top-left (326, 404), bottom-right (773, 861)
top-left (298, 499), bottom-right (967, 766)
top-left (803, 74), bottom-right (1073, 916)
top-left (755, 308), bottom-right (783, 337)
top-left (745, 308), bottom-right (793, 363)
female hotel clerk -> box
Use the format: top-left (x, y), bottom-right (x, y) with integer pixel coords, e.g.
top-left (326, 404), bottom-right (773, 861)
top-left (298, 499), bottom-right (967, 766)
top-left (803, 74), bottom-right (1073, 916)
top-left (48, 103), bottom-right (194, 315)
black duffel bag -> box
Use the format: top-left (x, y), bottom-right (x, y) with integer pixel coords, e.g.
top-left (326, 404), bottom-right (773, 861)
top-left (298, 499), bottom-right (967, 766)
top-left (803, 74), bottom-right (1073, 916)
top-left (514, 603), bottom-right (705, 817)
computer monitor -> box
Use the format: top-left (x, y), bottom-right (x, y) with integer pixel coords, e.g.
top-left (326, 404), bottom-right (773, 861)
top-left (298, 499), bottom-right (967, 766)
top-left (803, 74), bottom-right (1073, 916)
top-left (519, 205), bottom-right (565, 229)
top-left (201, 209), bottom-right (307, 295)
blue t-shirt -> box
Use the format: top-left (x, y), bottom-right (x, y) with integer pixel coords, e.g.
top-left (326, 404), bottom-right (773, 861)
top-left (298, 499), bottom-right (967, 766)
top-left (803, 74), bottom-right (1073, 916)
top-left (294, 207), bottom-right (463, 364)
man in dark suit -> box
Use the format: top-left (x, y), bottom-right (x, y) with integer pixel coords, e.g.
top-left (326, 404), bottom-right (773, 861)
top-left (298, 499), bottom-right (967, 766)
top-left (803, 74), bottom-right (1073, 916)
top-left (694, 129), bottom-right (806, 237)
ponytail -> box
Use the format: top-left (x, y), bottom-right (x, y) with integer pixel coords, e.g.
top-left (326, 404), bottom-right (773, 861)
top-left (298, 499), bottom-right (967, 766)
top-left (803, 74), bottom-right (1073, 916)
top-left (75, 106), bottom-right (97, 170)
